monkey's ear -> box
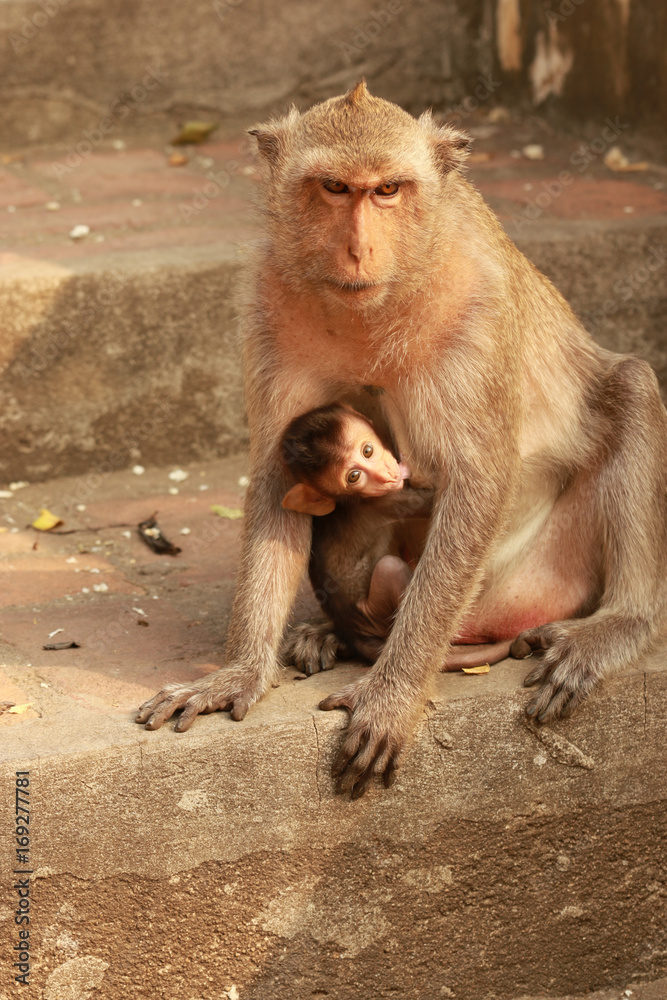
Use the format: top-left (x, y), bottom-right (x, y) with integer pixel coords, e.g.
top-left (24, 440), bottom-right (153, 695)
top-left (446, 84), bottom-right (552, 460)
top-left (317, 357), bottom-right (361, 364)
top-left (282, 483), bottom-right (336, 516)
top-left (420, 113), bottom-right (472, 174)
top-left (248, 108), bottom-right (299, 164)
top-left (247, 127), bottom-right (281, 162)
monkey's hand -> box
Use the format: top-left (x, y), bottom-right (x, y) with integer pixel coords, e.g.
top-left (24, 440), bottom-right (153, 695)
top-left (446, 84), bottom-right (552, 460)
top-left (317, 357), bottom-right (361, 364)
top-left (135, 665), bottom-right (268, 732)
top-left (512, 621), bottom-right (603, 723)
top-left (319, 675), bottom-right (420, 799)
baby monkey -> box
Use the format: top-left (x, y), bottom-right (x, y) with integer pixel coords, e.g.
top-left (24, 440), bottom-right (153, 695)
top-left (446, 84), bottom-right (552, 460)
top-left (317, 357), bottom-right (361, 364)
top-left (281, 404), bottom-right (509, 669)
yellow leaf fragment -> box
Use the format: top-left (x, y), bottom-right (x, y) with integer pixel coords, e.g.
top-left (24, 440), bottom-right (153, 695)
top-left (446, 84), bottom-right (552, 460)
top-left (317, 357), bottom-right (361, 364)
top-left (211, 505), bottom-right (244, 520)
top-left (32, 508), bottom-right (64, 531)
top-left (8, 703), bottom-right (32, 714)
top-left (462, 663), bottom-right (490, 674)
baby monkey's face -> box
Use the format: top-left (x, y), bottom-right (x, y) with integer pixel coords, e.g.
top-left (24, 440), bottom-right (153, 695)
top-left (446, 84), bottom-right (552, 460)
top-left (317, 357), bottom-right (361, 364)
top-left (322, 414), bottom-right (409, 498)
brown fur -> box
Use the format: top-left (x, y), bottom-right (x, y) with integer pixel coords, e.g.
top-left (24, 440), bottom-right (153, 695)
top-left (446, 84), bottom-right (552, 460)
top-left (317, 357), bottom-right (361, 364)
top-left (137, 82), bottom-right (667, 800)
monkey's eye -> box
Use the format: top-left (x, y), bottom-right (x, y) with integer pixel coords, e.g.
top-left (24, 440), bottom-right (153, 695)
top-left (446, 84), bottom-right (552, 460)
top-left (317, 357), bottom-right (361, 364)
top-left (347, 469), bottom-right (361, 485)
top-left (362, 443), bottom-right (374, 458)
top-left (375, 182), bottom-right (399, 197)
top-left (323, 180), bottom-right (349, 194)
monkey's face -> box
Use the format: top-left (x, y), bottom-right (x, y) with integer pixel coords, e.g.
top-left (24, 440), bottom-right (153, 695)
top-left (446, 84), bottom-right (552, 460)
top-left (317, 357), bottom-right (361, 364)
top-left (296, 171), bottom-right (427, 309)
top-left (322, 414), bottom-right (408, 498)
top-left (249, 83), bottom-right (471, 311)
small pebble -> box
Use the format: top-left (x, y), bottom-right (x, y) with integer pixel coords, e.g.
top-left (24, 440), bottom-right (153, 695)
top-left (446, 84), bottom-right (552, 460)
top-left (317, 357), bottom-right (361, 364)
top-left (131, 198), bottom-right (143, 207)
top-left (121, 530), bottom-right (132, 538)
top-left (238, 475), bottom-right (250, 487)
top-left (168, 469), bottom-right (189, 482)
top-left (45, 201), bottom-right (61, 211)
top-left (9, 481), bottom-right (29, 490)
top-left (522, 144), bottom-right (545, 160)
top-left (180, 527), bottom-right (191, 535)
top-left (81, 587), bottom-right (90, 594)
top-left (69, 224), bottom-right (90, 240)
top-left (75, 503), bottom-right (86, 512)
top-left (93, 234), bottom-right (105, 242)
top-left (93, 582), bottom-right (109, 593)
top-left (66, 556), bottom-right (77, 563)
top-left (112, 139), bottom-right (126, 150)
top-left (523, 183), bottom-right (533, 191)
top-left (132, 465), bottom-right (145, 476)
top-left (198, 484), bottom-right (210, 491)
top-left (7, 205), bottom-right (16, 213)
top-left (623, 205), bottom-right (634, 213)
top-left (168, 487), bottom-right (179, 495)
top-left (0, 490), bottom-right (13, 498)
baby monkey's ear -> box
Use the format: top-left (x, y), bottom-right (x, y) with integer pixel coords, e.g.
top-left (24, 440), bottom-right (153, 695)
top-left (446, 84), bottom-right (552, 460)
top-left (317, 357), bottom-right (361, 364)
top-left (282, 483), bottom-right (336, 516)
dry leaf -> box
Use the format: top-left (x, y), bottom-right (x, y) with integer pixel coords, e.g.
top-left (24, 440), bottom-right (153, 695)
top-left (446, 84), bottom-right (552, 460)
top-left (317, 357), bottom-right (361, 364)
top-left (172, 121), bottom-right (219, 145)
top-left (462, 663), bottom-right (490, 674)
top-left (211, 505), bottom-right (244, 519)
top-left (8, 703), bottom-right (32, 714)
top-left (603, 146), bottom-right (648, 172)
top-left (137, 514), bottom-right (181, 556)
top-left (32, 508), bottom-right (64, 531)
top-left (168, 152), bottom-right (189, 167)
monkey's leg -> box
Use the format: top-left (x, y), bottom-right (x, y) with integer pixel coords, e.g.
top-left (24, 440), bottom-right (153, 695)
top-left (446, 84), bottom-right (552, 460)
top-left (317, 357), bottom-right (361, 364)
top-left (513, 358), bottom-right (667, 722)
top-left (443, 640), bottom-right (512, 670)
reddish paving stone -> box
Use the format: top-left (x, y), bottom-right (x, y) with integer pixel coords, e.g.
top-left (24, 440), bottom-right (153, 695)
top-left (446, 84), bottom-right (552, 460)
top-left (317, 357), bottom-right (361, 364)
top-left (0, 457), bottom-right (250, 721)
top-left (0, 548), bottom-right (142, 607)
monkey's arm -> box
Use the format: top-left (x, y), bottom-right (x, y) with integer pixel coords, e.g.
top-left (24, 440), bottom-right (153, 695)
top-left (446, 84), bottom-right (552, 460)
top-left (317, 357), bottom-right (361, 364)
top-left (137, 355), bottom-right (325, 731)
top-left (320, 394), bottom-right (518, 796)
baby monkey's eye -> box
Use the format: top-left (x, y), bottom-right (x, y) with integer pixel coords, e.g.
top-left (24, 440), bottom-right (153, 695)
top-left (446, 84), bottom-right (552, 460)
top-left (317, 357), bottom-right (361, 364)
top-left (347, 469), bottom-right (361, 484)
top-left (362, 443), bottom-right (374, 458)
top-left (323, 180), bottom-right (349, 194)
top-left (375, 182), bottom-right (399, 196)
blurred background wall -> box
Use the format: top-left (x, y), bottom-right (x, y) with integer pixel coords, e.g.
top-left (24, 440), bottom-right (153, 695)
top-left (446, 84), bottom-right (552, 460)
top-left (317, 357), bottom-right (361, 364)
top-left (2, 0), bottom-right (666, 146)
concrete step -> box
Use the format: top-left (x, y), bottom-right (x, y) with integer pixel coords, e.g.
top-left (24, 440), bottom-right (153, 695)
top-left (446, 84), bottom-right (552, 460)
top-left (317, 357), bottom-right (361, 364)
top-left (1, 119), bottom-right (666, 484)
top-left (0, 455), bottom-right (666, 999)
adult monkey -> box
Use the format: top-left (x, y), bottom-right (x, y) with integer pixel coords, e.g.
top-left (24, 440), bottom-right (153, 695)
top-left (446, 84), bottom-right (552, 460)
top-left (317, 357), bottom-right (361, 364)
top-left (137, 82), bottom-right (667, 797)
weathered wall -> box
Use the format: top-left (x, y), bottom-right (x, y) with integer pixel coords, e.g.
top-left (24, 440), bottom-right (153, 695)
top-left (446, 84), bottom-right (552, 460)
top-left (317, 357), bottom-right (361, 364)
top-left (1, 0), bottom-right (665, 147)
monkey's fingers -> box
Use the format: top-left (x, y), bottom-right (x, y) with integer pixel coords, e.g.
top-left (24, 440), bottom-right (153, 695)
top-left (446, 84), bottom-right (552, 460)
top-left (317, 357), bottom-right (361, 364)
top-left (136, 685), bottom-right (195, 729)
top-left (173, 697), bottom-right (234, 732)
top-left (319, 689), bottom-right (356, 713)
top-left (336, 735), bottom-right (394, 799)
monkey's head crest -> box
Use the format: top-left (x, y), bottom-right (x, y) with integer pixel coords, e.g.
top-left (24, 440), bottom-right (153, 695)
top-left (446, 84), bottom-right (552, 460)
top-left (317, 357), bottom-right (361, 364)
top-left (344, 79), bottom-right (370, 107)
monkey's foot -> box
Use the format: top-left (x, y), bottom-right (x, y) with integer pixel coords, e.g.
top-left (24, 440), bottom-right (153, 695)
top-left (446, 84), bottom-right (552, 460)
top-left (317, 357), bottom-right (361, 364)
top-left (282, 620), bottom-right (349, 676)
top-left (319, 676), bottom-right (416, 799)
top-left (511, 622), bottom-right (604, 723)
top-left (135, 665), bottom-right (268, 732)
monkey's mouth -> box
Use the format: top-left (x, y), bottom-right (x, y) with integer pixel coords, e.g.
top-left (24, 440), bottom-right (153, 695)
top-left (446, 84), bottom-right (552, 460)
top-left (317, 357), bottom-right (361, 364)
top-left (326, 278), bottom-right (382, 293)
